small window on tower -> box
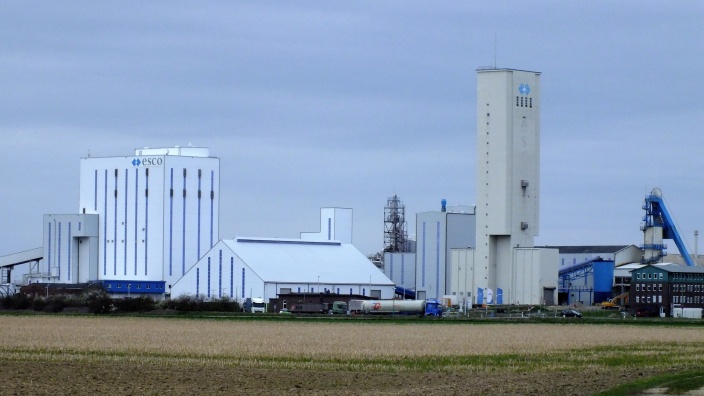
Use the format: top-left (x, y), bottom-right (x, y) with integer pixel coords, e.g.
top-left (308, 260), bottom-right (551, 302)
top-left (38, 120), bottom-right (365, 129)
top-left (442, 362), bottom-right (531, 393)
top-left (530, 98), bottom-right (533, 108)
top-left (516, 96), bottom-right (519, 106)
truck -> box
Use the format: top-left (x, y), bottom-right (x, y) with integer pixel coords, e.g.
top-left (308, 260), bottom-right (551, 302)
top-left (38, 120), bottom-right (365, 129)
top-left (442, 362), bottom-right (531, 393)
top-left (348, 299), bottom-right (443, 316)
top-left (244, 297), bottom-right (267, 313)
top-left (289, 300), bottom-right (348, 314)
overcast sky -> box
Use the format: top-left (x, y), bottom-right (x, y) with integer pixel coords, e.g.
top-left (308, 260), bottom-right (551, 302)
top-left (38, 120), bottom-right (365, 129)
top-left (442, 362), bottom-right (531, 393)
top-left (2, 2), bottom-right (704, 257)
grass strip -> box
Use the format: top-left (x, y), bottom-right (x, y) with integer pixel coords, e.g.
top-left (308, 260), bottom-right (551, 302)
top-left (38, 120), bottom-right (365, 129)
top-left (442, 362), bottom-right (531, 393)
top-left (2, 342), bottom-right (703, 374)
top-left (596, 371), bottom-right (704, 396)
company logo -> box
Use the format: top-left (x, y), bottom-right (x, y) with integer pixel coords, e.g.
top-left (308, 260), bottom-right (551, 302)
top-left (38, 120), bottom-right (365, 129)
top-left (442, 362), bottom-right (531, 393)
top-left (518, 84), bottom-right (531, 95)
top-left (131, 158), bottom-right (163, 167)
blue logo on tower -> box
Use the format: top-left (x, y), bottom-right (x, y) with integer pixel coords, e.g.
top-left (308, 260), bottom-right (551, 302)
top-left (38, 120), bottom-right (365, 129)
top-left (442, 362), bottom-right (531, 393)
top-left (518, 84), bottom-right (531, 95)
top-left (131, 158), bottom-right (141, 166)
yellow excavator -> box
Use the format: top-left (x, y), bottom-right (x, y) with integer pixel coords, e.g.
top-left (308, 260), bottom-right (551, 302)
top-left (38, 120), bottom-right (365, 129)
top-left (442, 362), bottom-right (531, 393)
top-left (601, 292), bottom-right (629, 309)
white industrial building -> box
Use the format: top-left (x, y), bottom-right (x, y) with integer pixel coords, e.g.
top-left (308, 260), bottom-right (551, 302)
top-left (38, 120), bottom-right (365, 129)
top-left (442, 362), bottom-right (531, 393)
top-left (300, 207), bottom-right (353, 244)
top-left (170, 237), bottom-right (395, 301)
top-left (2, 146), bottom-right (393, 300)
top-left (414, 204), bottom-right (476, 300)
top-left (21, 146), bottom-right (219, 295)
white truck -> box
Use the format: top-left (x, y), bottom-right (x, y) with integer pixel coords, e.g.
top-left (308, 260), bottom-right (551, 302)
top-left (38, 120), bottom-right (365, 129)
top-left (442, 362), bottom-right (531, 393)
top-left (246, 297), bottom-right (267, 313)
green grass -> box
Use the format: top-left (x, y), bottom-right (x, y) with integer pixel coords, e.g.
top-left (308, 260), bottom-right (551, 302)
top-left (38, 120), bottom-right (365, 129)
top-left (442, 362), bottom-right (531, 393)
top-left (596, 371), bottom-right (704, 396)
top-left (2, 342), bottom-right (703, 373)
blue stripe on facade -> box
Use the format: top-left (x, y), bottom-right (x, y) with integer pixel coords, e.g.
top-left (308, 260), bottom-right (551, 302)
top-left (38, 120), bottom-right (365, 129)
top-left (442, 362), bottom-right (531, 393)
top-left (230, 258), bottom-right (234, 299)
top-left (196, 268), bottom-right (200, 296)
top-left (241, 268), bottom-right (245, 299)
top-left (401, 254), bottom-right (405, 285)
top-left (134, 169), bottom-right (138, 276)
top-left (327, 218), bottom-right (331, 240)
top-left (169, 168), bottom-right (173, 277)
top-left (436, 221), bottom-right (440, 299)
top-left (144, 169), bottom-right (148, 276)
top-left (218, 250), bottom-right (222, 298)
top-left (197, 171), bottom-right (201, 259)
top-left (182, 169), bottom-right (186, 276)
top-left (104, 170), bottom-right (107, 276)
top-left (47, 223), bottom-right (52, 276)
top-left (207, 258), bottom-right (211, 298)
top-left (113, 169), bottom-right (118, 276)
top-left (57, 222), bottom-right (61, 279)
top-left (67, 222), bottom-right (72, 281)
top-left (94, 170), bottom-right (97, 211)
top-left (389, 254), bottom-right (393, 281)
top-left (210, 170), bottom-right (214, 248)
top-left (124, 169), bottom-right (128, 276)
top-left (421, 222), bottom-right (426, 287)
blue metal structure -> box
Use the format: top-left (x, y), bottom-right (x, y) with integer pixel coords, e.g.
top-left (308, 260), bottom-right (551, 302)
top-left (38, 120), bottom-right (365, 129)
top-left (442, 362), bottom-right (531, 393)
top-left (641, 190), bottom-right (694, 266)
top-left (394, 286), bottom-right (416, 299)
top-left (558, 257), bottom-right (614, 304)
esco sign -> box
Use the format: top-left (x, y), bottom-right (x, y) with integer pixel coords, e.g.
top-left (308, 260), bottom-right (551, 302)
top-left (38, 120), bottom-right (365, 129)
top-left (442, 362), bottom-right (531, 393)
top-left (132, 157), bottom-right (163, 167)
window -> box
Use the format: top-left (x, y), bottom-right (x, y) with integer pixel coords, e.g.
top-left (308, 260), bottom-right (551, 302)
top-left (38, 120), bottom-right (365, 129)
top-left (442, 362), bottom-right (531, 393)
top-left (659, 273), bottom-right (663, 280)
top-left (659, 284), bottom-right (662, 291)
top-left (637, 273), bottom-right (641, 279)
top-left (647, 285), bottom-right (651, 292)
top-left (636, 296), bottom-right (640, 303)
top-left (648, 273), bottom-right (652, 279)
top-left (646, 296), bottom-right (651, 303)
top-left (658, 295), bottom-right (662, 303)
top-left (636, 284), bottom-right (640, 291)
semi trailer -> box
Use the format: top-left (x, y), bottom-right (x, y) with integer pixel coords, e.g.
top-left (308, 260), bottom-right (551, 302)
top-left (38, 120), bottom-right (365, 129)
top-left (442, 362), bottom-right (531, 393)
top-left (348, 299), bottom-right (443, 316)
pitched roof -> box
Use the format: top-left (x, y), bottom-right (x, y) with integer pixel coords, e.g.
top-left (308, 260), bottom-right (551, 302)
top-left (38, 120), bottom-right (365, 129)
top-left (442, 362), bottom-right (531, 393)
top-left (223, 237), bottom-right (394, 285)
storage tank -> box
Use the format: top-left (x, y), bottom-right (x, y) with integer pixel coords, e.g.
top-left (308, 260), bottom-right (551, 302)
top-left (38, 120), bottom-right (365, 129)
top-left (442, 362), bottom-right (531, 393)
top-left (361, 300), bottom-right (425, 314)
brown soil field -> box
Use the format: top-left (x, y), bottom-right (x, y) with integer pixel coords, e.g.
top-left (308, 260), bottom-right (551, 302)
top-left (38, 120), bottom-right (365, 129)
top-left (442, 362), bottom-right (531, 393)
top-left (0, 316), bottom-right (701, 395)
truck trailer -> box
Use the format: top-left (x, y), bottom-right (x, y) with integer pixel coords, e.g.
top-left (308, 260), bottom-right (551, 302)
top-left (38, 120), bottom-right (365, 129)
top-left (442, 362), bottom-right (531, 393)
top-left (348, 299), bottom-right (442, 316)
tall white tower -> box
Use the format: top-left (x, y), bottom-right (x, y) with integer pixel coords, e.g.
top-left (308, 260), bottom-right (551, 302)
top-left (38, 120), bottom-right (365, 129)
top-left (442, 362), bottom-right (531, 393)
top-left (475, 69), bottom-right (542, 300)
top-left (78, 147), bottom-right (220, 288)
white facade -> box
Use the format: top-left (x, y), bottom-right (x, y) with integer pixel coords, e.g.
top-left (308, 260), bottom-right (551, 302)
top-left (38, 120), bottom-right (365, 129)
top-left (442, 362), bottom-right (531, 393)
top-left (300, 207), bottom-right (353, 244)
top-left (414, 206), bottom-right (476, 300)
top-left (383, 252), bottom-right (416, 290)
top-left (77, 148), bottom-right (220, 288)
top-left (473, 68), bottom-right (555, 304)
top-left (38, 214), bottom-right (99, 284)
top-left (170, 237), bottom-right (395, 301)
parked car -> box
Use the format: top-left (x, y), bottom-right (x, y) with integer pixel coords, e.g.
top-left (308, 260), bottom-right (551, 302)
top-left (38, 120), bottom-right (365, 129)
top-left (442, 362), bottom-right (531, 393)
top-left (561, 309), bottom-right (582, 318)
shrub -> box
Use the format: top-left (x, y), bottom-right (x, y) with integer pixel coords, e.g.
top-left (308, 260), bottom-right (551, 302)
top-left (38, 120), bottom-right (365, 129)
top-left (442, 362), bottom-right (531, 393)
top-left (113, 296), bottom-right (156, 313)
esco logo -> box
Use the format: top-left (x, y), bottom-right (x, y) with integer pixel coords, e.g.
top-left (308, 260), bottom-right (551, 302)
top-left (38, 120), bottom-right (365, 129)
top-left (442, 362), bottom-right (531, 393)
top-left (132, 158), bottom-right (163, 166)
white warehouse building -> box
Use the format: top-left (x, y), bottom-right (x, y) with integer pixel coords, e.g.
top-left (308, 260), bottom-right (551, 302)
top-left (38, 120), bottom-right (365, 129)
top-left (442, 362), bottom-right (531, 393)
top-left (170, 237), bottom-right (395, 301)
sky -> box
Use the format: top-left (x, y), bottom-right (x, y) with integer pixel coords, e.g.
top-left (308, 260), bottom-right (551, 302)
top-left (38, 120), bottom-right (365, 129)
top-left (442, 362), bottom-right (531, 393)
top-left (2, 2), bottom-right (704, 258)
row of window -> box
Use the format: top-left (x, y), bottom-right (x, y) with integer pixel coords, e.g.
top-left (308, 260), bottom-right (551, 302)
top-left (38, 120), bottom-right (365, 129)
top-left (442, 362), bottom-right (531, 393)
top-left (637, 272), bottom-right (704, 281)
top-left (106, 283), bottom-right (164, 290)
top-left (636, 272), bottom-right (664, 280)
top-left (673, 296), bottom-right (703, 304)
top-left (516, 96), bottom-right (533, 108)
top-left (636, 283), bottom-right (663, 292)
top-left (673, 284), bottom-right (704, 293)
top-left (637, 295), bottom-right (704, 304)
top-left (673, 273), bottom-right (704, 281)
top-left (635, 295), bottom-right (663, 304)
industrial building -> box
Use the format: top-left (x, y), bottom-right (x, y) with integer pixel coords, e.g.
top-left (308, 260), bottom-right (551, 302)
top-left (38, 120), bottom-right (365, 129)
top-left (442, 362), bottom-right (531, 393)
top-left (0, 147), bottom-right (392, 301)
top-left (414, 203), bottom-right (476, 300)
top-left (170, 237), bottom-right (395, 301)
top-left (629, 263), bottom-right (704, 317)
